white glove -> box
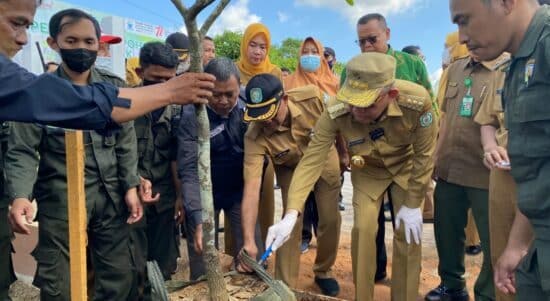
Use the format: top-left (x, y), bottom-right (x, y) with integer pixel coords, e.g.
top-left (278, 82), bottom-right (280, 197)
top-left (265, 210), bottom-right (299, 251)
top-left (395, 205), bottom-right (422, 244)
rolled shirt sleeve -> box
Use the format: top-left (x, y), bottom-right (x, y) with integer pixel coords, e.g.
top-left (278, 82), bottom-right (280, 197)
top-left (0, 54), bottom-right (128, 130)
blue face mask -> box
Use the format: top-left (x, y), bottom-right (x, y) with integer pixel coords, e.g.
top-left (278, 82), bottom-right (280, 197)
top-left (300, 55), bottom-right (321, 72)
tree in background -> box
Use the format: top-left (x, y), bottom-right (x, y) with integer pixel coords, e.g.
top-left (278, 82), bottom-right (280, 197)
top-left (213, 30), bottom-right (242, 60)
top-left (213, 31), bottom-right (306, 72)
top-left (269, 37), bottom-right (302, 71)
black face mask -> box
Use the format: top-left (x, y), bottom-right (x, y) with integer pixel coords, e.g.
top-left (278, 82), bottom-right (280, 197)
top-left (59, 48), bottom-right (97, 73)
top-left (142, 79), bottom-right (164, 86)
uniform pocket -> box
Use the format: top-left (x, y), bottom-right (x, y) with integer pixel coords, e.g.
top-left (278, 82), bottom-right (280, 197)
top-left (103, 135), bottom-right (116, 147)
top-left (444, 84), bottom-right (458, 99)
top-left (31, 247), bottom-right (62, 296)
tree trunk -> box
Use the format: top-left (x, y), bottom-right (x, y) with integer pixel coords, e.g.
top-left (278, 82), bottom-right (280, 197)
top-left (171, 1), bottom-right (232, 299)
top-left (187, 22), bottom-right (229, 301)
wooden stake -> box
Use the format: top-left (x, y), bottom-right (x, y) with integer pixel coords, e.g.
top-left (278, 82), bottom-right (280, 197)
top-left (65, 131), bottom-right (87, 301)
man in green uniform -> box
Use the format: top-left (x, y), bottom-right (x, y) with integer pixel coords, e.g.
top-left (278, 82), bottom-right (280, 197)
top-left (341, 13), bottom-right (433, 96)
top-left (267, 52), bottom-right (437, 301)
top-left (425, 52), bottom-right (507, 301)
top-left (0, 1), bottom-right (214, 297)
top-left (341, 12), bottom-right (435, 282)
top-left (132, 41), bottom-right (182, 286)
top-left (449, 0), bottom-right (550, 299)
top-left (5, 9), bottom-right (141, 300)
top-left (237, 74), bottom-right (342, 297)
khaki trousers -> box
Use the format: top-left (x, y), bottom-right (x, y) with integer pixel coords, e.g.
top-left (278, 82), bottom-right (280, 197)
top-left (423, 180), bottom-right (435, 220)
top-left (489, 169), bottom-right (517, 301)
top-left (274, 165), bottom-right (341, 287)
top-left (352, 181), bottom-right (421, 301)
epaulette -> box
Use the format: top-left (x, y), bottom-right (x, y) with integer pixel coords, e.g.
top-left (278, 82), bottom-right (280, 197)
top-left (326, 97), bottom-right (349, 119)
top-left (397, 94), bottom-right (427, 112)
top-left (395, 80), bottom-right (431, 112)
top-left (95, 67), bottom-right (126, 86)
top-left (287, 85), bottom-right (322, 102)
top-left (95, 67), bottom-right (122, 79)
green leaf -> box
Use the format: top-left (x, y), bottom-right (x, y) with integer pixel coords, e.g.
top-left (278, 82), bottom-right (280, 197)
top-left (345, 0), bottom-right (354, 5)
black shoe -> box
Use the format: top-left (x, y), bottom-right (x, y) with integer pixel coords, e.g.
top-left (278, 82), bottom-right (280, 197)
top-left (465, 245), bottom-right (482, 256)
top-left (338, 201), bottom-right (345, 211)
top-left (300, 241), bottom-right (309, 254)
top-left (374, 270), bottom-right (387, 282)
top-left (314, 276), bottom-right (340, 297)
top-left (425, 284), bottom-right (469, 301)
top-left (274, 184), bottom-right (281, 189)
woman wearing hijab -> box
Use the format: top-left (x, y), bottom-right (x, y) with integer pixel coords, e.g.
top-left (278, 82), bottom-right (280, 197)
top-left (284, 37), bottom-right (341, 254)
top-left (284, 37), bottom-right (338, 95)
top-left (232, 23), bottom-right (280, 254)
top-left (236, 23), bottom-right (283, 85)
top-left (282, 37), bottom-right (344, 296)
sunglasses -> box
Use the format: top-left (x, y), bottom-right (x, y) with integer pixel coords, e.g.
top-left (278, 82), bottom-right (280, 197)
top-left (355, 36), bottom-right (378, 46)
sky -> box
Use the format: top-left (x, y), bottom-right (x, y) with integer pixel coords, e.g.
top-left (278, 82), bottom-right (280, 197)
top-left (63, 0), bottom-right (459, 80)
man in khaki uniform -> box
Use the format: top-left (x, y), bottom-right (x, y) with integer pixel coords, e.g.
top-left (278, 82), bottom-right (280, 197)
top-left (426, 53), bottom-right (508, 301)
top-left (473, 55), bottom-right (516, 301)
top-left (5, 9), bottom-right (141, 300)
top-left (267, 52), bottom-right (437, 301)
top-left (237, 74), bottom-right (342, 297)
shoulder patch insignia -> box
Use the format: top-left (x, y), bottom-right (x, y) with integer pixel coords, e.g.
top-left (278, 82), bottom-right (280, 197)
top-left (328, 102), bottom-right (349, 119)
top-left (420, 112), bottom-right (433, 127)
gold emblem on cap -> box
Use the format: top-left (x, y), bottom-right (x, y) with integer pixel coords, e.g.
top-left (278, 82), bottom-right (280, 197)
top-left (347, 79), bottom-right (369, 89)
top-left (351, 155), bottom-right (365, 168)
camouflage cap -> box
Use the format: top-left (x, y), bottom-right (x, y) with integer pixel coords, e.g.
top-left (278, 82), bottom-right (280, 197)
top-left (337, 52), bottom-right (396, 107)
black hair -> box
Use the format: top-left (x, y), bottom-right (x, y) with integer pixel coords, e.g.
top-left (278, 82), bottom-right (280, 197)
top-left (402, 45), bottom-right (421, 56)
top-left (357, 13), bottom-right (387, 28)
top-left (204, 57), bottom-right (240, 83)
top-left (139, 41), bottom-right (179, 69)
top-left (49, 8), bottom-right (101, 40)
top-left (281, 67), bottom-right (290, 73)
top-left (204, 35), bottom-right (214, 41)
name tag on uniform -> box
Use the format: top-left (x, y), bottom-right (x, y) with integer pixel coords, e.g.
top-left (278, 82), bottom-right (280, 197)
top-left (369, 128), bottom-right (385, 141)
top-left (210, 124), bottom-right (225, 138)
top-left (274, 149), bottom-right (290, 159)
top-left (459, 95), bottom-right (474, 117)
top-left (524, 58), bottom-right (535, 85)
top-left (348, 138), bottom-right (366, 148)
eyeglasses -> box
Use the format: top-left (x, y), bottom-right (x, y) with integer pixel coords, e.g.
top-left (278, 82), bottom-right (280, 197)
top-left (355, 36), bottom-right (378, 46)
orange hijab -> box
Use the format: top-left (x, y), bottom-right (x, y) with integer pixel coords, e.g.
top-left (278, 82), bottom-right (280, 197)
top-left (284, 37), bottom-right (339, 96)
top-left (236, 23), bottom-right (279, 85)
top-left (445, 31), bottom-right (469, 62)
